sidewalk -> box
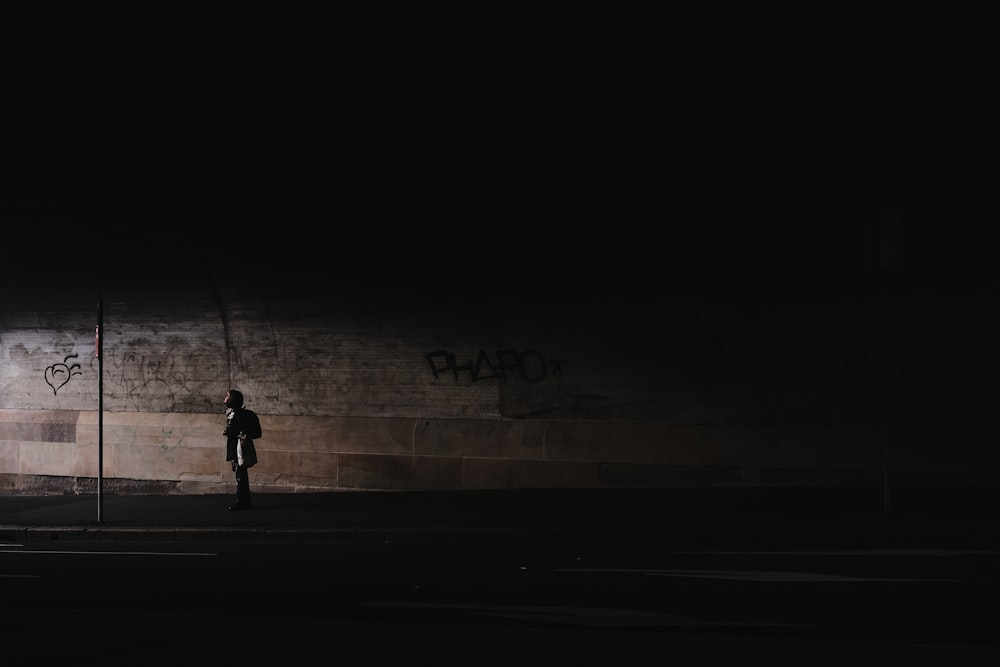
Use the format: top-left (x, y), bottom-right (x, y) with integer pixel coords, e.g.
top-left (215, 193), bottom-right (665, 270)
top-left (2, 486), bottom-right (998, 547)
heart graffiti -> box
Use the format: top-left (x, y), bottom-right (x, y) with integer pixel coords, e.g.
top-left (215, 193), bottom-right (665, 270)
top-left (44, 354), bottom-right (82, 395)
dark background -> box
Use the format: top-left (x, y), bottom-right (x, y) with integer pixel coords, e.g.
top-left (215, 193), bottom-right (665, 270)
top-left (3, 18), bottom-right (991, 299)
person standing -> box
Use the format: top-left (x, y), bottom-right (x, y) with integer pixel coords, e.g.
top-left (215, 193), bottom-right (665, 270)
top-left (223, 388), bottom-right (259, 511)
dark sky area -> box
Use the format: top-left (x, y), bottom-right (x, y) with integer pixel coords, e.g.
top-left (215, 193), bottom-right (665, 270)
top-left (2, 18), bottom-right (991, 298)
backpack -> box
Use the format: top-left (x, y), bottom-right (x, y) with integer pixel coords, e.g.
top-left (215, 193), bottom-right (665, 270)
top-left (240, 408), bottom-right (263, 440)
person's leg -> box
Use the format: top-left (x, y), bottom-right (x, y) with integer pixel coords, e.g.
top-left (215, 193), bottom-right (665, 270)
top-left (229, 465), bottom-right (251, 510)
top-left (235, 464), bottom-right (252, 508)
top-left (229, 461), bottom-right (239, 509)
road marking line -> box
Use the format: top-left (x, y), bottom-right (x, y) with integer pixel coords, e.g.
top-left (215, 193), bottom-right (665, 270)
top-left (674, 549), bottom-right (1000, 556)
top-left (0, 549), bottom-right (216, 556)
top-left (363, 602), bottom-right (805, 628)
top-left (557, 567), bottom-right (960, 582)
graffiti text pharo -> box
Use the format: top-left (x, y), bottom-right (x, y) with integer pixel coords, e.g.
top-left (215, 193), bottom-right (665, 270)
top-left (427, 349), bottom-right (566, 383)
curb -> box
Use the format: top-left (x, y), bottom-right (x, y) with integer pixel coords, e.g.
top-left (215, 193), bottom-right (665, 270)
top-left (3, 521), bottom-right (998, 548)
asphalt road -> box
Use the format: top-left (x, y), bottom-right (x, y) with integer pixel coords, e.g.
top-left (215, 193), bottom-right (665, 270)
top-left (3, 528), bottom-right (999, 664)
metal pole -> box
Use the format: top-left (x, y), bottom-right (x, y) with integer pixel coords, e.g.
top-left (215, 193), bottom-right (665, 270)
top-left (97, 289), bottom-right (103, 524)
top-left (883, 273), bottom-right (890, 518)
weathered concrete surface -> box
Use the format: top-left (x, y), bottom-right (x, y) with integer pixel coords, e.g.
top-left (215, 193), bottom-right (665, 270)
top-left (3, 270), bottom-right (1000, 494)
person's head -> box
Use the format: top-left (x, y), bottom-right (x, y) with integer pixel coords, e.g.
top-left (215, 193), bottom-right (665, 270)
top-left (224, 389), bottom-right (244, 409)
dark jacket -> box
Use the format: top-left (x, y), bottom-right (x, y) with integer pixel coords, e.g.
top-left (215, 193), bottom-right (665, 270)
top-left (225, 407), bottom-right (259, 467)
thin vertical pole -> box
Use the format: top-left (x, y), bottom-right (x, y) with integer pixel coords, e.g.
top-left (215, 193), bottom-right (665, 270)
top-left (97, 288), bottom-right (104, 524)
top-left (882, 273), bottom-right (890, 518)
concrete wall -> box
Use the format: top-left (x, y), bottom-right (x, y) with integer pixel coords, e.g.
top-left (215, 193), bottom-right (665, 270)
top-left (3, 270), bottom-right (1000, 495)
